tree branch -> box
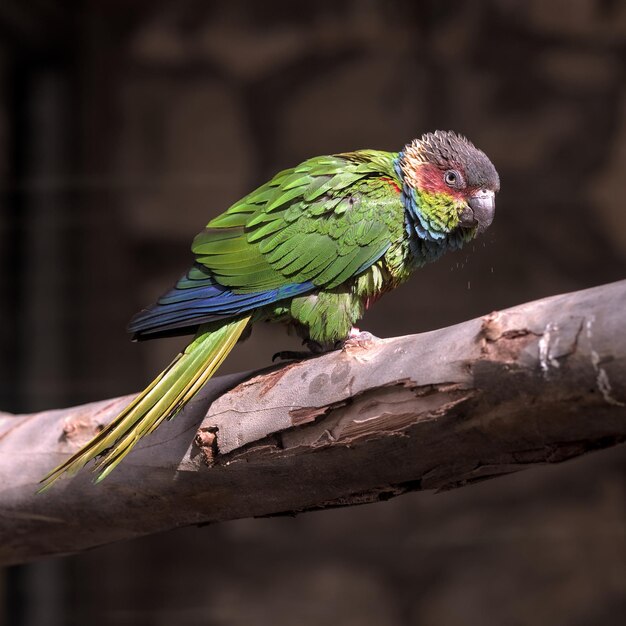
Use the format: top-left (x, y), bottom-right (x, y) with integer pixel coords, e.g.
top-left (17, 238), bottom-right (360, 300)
top-left (1, 280), bottom-right (625, 565)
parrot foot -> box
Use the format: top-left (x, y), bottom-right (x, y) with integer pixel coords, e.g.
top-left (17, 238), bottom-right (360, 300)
top-left (272, 330), bottom-right (379, 361)
top-left (272, 339), bottom-right (334, 362)
top-left (272, 350), bottom-right (313, 362)
top-left (342, 327), bottom-right (380, 349)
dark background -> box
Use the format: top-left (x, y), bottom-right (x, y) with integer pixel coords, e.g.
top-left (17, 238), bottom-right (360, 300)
top-left (1, 1), bottom-right (624, 624)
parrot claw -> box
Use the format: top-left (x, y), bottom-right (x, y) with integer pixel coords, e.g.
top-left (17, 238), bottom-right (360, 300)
top-left (272, 350), bottom-right (312, 362)
top-left (342, 328), bottom-right (379, 349)
top-left (272, 339), bottom-right (335, 362)
top-left (272, 331), bottom-right (379, 361)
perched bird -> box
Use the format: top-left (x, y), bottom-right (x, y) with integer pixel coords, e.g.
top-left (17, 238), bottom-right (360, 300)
top-left (41, 130), bottom-right (499, 487)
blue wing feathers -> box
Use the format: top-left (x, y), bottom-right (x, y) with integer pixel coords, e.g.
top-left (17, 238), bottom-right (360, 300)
top-left (129, 266), bottom-right (314, 338)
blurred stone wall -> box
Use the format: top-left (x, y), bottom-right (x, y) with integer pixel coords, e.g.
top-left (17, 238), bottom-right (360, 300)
top-left (0, 1), bottom-right (624, 625)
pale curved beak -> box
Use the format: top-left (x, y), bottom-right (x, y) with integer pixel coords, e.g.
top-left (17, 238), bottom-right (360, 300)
top-left (459, 190), bottom-right (496, 233)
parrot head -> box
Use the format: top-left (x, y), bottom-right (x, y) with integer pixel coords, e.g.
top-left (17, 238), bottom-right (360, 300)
top-left (398, 130), bottom-right (500, 241)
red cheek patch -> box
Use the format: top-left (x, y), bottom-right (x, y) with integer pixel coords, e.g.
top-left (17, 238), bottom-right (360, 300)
top-left (415, 164), bottom-right (465, 200)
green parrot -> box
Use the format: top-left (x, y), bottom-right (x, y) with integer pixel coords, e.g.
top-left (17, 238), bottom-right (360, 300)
top-left (41, 130), bottom-right (499, 487)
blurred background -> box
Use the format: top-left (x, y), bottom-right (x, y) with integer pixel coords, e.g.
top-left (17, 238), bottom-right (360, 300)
top-left (0, 1), bottom-right (624, 624)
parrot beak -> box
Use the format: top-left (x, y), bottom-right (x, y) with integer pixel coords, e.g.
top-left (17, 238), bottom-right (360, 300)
top-left (460, 189), bottom-right (496, 233)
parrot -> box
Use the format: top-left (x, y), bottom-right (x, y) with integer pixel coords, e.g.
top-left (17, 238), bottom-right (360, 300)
top-left (40, 130), bottom-right (499, 488)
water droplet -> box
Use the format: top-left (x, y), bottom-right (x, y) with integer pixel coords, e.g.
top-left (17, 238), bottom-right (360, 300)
top-left (467, 281), bottom-right (471, 290)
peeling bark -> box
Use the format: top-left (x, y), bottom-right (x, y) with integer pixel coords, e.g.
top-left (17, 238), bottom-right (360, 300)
top-left (1, 280), bottom-right (625, 565)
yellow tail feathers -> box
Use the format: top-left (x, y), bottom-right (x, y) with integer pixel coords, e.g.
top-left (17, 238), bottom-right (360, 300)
top-left (40, 315), bottom-right (251, 490)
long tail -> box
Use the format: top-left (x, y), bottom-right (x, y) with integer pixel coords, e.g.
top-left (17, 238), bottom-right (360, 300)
top-left (40, 315), bottom-right (251, 489)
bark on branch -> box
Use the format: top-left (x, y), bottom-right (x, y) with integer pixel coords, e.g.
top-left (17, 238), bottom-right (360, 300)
top-left (1, 280), bottom-right (625, 565)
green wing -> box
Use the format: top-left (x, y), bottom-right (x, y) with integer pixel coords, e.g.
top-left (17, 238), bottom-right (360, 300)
top-left (192, 150), bottom-right (403, 292)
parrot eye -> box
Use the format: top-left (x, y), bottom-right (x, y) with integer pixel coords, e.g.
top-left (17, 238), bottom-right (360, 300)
top-left (444, 170), bottom-right (463, 188)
